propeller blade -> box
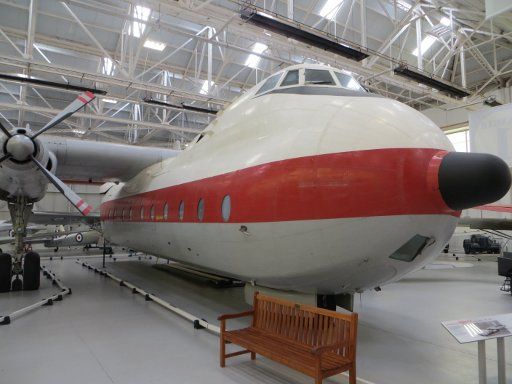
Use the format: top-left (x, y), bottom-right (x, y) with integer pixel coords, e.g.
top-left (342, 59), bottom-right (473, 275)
top-left (31, 156), bottom-right (93, 216)
top-left (31, 91), bottom-right (95, 139)
top-left (0, 121), bottom-right (12, 138)
top-left (0, 154), bottom-right (10, 164)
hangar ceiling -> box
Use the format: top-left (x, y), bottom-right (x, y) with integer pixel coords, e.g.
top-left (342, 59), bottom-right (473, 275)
top-left (0, 0), bottom-right (510, 146)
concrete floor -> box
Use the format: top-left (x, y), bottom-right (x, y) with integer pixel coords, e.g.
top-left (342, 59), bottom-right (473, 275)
top-left (0, 252), bottom-right (511, 384)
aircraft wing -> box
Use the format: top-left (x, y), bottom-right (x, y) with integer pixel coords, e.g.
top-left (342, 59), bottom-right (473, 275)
top-left (459, 217), bottom-right (512, 230)
top-left (459, 204), bottom-right (512, 230)
top-left (28, 211), bottom-right (101, 226)
top-left (41, 136), bottom-right (180, 183)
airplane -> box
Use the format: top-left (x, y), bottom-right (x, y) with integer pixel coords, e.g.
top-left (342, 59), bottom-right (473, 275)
top-left (0, 63), bottom-right (510, 310)
top-left (43, 229), bottom-right (103, 253)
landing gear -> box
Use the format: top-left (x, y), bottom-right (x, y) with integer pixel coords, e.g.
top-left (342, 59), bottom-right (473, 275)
top-left (23, 252), bottom-right (40, 290)
top-left (0, 253), bottom-right (12, 292)
top-left (0, 196), bottom-right (42, 292)
top-left (11, 276), bottom-right (22, 291)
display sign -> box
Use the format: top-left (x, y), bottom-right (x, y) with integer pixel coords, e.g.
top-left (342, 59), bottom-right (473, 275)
top-left (442, 313), bottom-right (512, 344)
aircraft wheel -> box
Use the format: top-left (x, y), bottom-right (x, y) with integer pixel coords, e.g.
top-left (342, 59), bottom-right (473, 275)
top-left (23, 252), bottom-right (40, 290)
top-left (0, 253), bottom-right (12, 292)
top-left (11, 276), bottom-right (22, 291)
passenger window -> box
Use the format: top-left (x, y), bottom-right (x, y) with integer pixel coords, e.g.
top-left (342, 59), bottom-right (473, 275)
top-left (140, 206), bottom-right (144, 220)
top-left (197, 199), bottom-right (205, 221)
top-left (221, 195), bottom-right (231, 222)
top-left (163, 202), bottom-right (169, 220)
top-left (280, 70), bottom-right (299, 87)
top-left (334, 72), bottom-right (364, 91)
top-left (150, 205), bottom-right (155, 221)
top-left (255, 73), bottom-right (281, 95)
top-left (178, 201), bottom-right (185, 221)
top-left (305, 69), bottom-right (335, 85)
top-left (129, 207), bottom-right (132, 220)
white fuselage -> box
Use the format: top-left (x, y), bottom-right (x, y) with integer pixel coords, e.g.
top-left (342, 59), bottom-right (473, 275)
top-left (101, 65), bottom-right (458, 294)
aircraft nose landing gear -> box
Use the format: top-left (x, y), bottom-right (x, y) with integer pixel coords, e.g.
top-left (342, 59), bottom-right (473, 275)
top-left (0, 197), bottom-right (41, 292)
top-left (0, 252), bottom-right (40, 292)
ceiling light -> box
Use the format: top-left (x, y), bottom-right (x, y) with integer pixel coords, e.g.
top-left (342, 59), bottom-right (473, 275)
top-left (102, 98), bottom-right (118, 104)
top-left (412, 35), bottom-right (437, 56)
top-left (143, 40), bottom-right (166, 51)
top-left (245, 42), bottom-right (268, 69)
top-left (319, 0), bottom-right (344, 19)
top-left (200, 80), bottom-right (215, 95)
top-left (440, 17), bottom-right (451, 26)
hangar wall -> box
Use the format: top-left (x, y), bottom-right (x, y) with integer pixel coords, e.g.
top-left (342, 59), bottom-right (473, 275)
top-left (0, 184), bottom-right (102, 221)
top-left (421, 85), bottom-right (512, 129)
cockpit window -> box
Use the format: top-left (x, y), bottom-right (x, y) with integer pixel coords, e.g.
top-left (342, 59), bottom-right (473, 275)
top-left (334, 72), bottom-right (365, 92)
top-left (305, 69), bottom-right (335, 85)
top-left (256, 73), bottom-right (282, 95)
top-left (280, 70), bottom-right (299, 87)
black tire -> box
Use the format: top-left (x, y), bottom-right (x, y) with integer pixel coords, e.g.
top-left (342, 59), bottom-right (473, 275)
top-left (23, 252), bottom-right (40, 290)
top-left (0, 253), bottom-right (12, 293)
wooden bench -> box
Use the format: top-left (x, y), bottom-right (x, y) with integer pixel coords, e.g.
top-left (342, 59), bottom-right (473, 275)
top-left (218, 292), bottom-right (358, 384)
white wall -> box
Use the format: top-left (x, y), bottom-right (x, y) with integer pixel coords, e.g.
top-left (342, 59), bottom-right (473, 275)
top-left (0, 184), bottom-right (102, 221)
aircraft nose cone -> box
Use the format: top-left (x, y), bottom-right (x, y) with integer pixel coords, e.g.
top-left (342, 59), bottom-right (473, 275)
top-left (5, 134), bottom-right (35, 162)
top-left (438, 152), bottom-right (511, 210)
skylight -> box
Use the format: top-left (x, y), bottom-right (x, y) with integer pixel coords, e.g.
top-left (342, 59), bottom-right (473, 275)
top-left (395, 0), bottom-right (412, 11)
top-left (412, 35), bottom-right (437, 56)
top-left (103, 98), bottom-right (118, 104)
top-left (440, 17), bottom-right (451, 26)
top-left (245, 42), bottom-right (268, 69)
top-left (101, 57), bottom-right (114, 75)
top-left (200, 80), bottom-right (215, 95)
top-left (319, 0), bottom-right (344, 19)
top-left (129, 5), bottom-right (151, 38)
top-left (144, 39), bottom-right (166, 51)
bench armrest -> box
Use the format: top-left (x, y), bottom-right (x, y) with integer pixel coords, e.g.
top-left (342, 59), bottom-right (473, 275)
top-left (311, 341), bottom-right (348, 356)
top-left (217, 310), bottom-right (254, 321)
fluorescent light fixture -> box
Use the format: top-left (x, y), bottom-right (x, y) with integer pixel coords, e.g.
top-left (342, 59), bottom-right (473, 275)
top-left (16, 73), bottom-right (28, 78)
top-left (245, 42), bottom-right (268, 69)
top-left (200, 80), bottom-right (215, 95)
top-left (412, 35), bottom-right (437, 56)
top-left (319, 0), bottom-right (344, 19)
top-left (440, 17), bottom-right (451, 26)
top-left (143, 39), bottom-right (166, 51)
top-left (129, 5), bottom-right (151, 38)
top-left (102, 98), bottom-right (118, 104)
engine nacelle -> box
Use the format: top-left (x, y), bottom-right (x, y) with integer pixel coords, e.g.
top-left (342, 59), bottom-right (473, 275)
top-left (0, 127), bottom-right (55, 202)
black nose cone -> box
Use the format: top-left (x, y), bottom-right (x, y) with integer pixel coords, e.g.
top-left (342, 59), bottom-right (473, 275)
top-left (438, 152), bottom-right (511, 211)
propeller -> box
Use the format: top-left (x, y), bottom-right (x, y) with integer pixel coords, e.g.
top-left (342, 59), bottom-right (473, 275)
top-left (32, 91), bottom-right (95, 139)
top-left (31, 156), bottom-right (92, 215)
top-left (0, 91), bottom-right (96, 216)
top-left (0, 121), bottom-right (12, 138)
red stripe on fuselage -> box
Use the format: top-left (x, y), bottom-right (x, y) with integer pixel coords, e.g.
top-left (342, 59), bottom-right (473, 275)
top-left (100, 148), bottom-right (460, 223)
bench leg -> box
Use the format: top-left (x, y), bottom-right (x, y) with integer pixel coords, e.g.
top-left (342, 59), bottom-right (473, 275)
top-left (251, 352), bottom-right (256, 360)
top-left (220, 336), bottom-right (226, 368)
top-left (349, 365), bottom-right (356, 384)
top-left (315, 375), bottom-right (322, 384)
